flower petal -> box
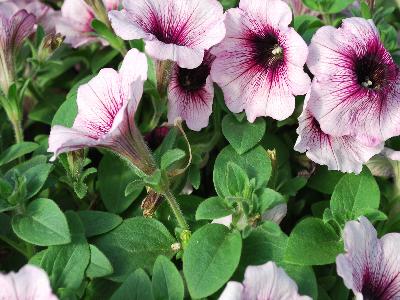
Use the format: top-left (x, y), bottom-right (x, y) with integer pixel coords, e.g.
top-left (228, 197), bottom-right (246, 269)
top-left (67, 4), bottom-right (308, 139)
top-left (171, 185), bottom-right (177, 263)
top-left (219, 281), bottom-right (243, 300)
top-left (262, 203), bottom-right (287, 224)
top-left (379, 233), bottom-right (400, 298)
top-left (243, 262), bottom-right (311, 299)
top-left (48, 125), bottom-right (99, 161)
top-left (336, 217), bottom-right (383, 294)
top-left (111, 0), bottom-right (225, 68)
top-left (295, 96), bottom-right (383, 174)
top-left (239, 0), bottom-right (292, 27)
top-left (11, 265), bottom-right (58, 300)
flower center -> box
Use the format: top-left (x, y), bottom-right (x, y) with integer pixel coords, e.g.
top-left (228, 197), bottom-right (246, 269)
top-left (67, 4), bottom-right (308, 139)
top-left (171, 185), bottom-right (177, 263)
top-left (178, 63), bottom-right (210, 91)
top-left (355, 55), bottom-right (388, 90)
top-left (252, 33), bottom-right (284, 68)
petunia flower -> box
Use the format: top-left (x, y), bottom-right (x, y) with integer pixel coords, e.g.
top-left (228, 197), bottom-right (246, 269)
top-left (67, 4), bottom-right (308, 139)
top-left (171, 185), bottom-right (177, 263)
top-left (211, 0), bottom-right (310, 123)
top-left (168, 51), bottom-right (215, 131)
top-left (0, 0), bottom-right (59, 33)
top-left (48, 48), bottom-right (155, 174)
top-left (0, 9), bottom-right (36, 94)
top-left (57, 0), bottom-right (120, 48)
top-left (0, 265), bottom-right (58, 300)
top-left (307, 17), bottom-right (400, 146)
top-left (109, 0), bottom-right (226, 69)
top-left (336, 216), bottom-right (400, 299)
top-left (219, 261), bottom-right (311, 300)
top-left (295, 94), bottom-right (383, 174)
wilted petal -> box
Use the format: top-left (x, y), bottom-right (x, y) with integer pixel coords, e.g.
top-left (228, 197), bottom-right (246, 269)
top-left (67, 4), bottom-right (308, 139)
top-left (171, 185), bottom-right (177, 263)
top-left (211, 0), bottom-right (310, 122)
top-left (0, 265), bottom-right (58, 300)
top-left (295, 94), bottom-right (383, 174)
top-left (109, 0), bottom-right (225, 69)
top-left (168, 52), bottom-right (215, 131)
top-left (212, 215), bottom-right (233, 227)
top-left (336, 217), bottom-right (400, 299)
top-left (219, 262), bottom-right (311, 300)
top-left (262, 203), bottom-right (287, 224)
top-left (307, 17), bottom-right (400, 143)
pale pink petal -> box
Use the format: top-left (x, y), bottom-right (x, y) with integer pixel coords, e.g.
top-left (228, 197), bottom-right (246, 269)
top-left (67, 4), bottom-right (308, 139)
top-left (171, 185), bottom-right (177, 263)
top-left (243, 262), bottom-right (311, 300)
top-left (110, 0), bottom-right (225, 68)
top-left (379, 233), bottom-right (400, 298)
top-left (108, 9), bottom-right (147, 40)
top-left (48, 126), bottom-right (99, 161)
top-left (212, 215), bottom-right (233, 227)
top-left (382, 148), bottom-right (400, 161)
top-left (219, 281), bottom-right (243, 300)
top-left (295, 97), bottom-right (383, 174)
top-left (119, 48), bottom-right (148, 110)
top-left (0, 265), bottom-right (57, 300)
top-left (239, 0), bottom-right (292, 27)
top-left (145, 40), bottom-right (204, 70)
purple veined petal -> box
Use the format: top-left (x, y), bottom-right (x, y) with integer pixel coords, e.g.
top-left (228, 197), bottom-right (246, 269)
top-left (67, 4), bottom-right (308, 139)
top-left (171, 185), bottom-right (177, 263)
top-left (167, 52), bottom-right (215, 131)
top-left (336, 217), bottom-right (400, 299)
top-left (48, 49), bottom-right (154, 173)
top-left (295, 92), bottom-right (384, 174)
top-left (307, 17), bottom-right (400, 143)
top-left (0, 265), bottom-right (58, 300)
top-left (219, 262), bottom-right (312, 300)
top-left (219, 281), bottom-right (244, 300)
top-left (211, 0), bottom-right (310, 123)
top-left (9, 9), bottom-right (36, 51)
top-left (109, 0), bottom-right (225, 69)
top-left (0, 1), bottom-right (19, 17)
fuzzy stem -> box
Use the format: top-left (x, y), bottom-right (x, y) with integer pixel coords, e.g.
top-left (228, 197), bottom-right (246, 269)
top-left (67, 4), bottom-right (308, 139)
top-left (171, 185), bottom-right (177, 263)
top-left (10, 116), bottom-right (24, 144)
top-left (163, 189), bottom-right (189, 230)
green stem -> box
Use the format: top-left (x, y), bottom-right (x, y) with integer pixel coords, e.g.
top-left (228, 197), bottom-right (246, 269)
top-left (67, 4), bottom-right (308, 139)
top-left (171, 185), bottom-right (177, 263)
top-left (392, 161), bottom-right (400, 198)
top-left (163, 189), bottom-right (189, 231)
top-left (10, 117), bottom-right (24, 144)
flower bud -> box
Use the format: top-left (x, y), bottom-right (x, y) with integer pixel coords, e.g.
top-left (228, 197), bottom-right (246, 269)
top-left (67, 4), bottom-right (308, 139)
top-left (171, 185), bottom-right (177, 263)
top-left (84, 0), bottom-right (110, 27)
top-left (37, 33), bottom-right (65, 62)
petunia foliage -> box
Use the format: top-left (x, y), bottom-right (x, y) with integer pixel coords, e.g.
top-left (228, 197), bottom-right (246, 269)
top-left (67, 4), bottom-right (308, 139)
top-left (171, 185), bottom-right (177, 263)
top-left (0, 0), bottom-right (400, 299)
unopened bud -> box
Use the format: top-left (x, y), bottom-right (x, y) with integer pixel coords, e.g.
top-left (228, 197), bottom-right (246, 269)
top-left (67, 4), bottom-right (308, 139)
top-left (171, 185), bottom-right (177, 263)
top-left (38, 33), bottom-right (65, 62)
top-left (84, 0), bottom-right (110, 27)
top-left (141, 190), bottom-right (162, 217)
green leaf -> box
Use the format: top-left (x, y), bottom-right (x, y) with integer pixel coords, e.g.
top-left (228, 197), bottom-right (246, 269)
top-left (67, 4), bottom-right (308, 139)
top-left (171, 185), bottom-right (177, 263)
top-left (12, 198), bottom-right (71, 246)
top-left (23, 163), bottom-right (53, 200)
top-left (279, 177), bottom-right (307, 197)
top-left (303, 0), bottom-right (354, 13)
top-left (222, 114), bottom-right (266, 155)
top-left (285, 218), bottom-right (343, 266)
top-left (98, 153), bottom-right (143, 214)
top-left (111, 269), bottom-right (154, 300)
top-left (77, 210), bottom-right (122, 237)
top-left (152, 256), bottom-right (184, 300)
top-left (213, 145), bottom-right (271, 198)
top-left (308, 166), bottom-right (344, 194)
top-left (195, 197), bottom-right (233, 220)
top-left (94, 217), bottom-right (176, 282)
top-left (282, 263), bottom-right (318, 299)
top-left (226, 162), bottom-right (251, 197)
top-left (87, 244), bottom-right (114, 278)
top-left (52, 75), bottom-right (95, 127)
top-left (91, 48), bottom-right (119, 73)
top-left (40, 211), bottom-right (91, 292)
top-left (125, 180), bottom-right (145, 196)
top-left (360, 1), bottom-right (372, 18)
top-left (91, 19), bottom-right (126, 53)
top-left (183, 224), bottom-right (242, 298)
top-left (330, 168), bottom-right (380, 225)
top-left (0, 142), bottom-right (39, 167)
top-left (258, 188), bottom-right (285, 214)
top-left (160, 149), bottom-right (186, 170)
